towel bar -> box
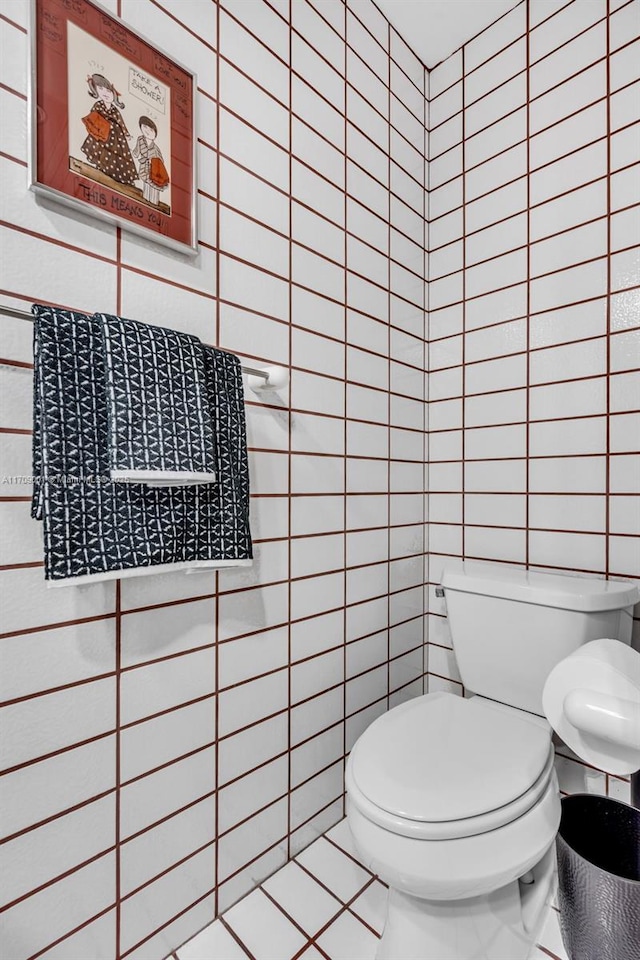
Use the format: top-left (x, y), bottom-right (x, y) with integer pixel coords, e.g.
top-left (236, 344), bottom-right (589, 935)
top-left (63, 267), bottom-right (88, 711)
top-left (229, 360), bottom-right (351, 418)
top-left (0, 304), bottom-right (288, 390)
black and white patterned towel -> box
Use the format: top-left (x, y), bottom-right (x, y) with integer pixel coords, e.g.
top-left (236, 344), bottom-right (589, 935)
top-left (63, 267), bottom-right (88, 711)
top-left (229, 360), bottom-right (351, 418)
top-left (32, 305), bottom-right (252, 584)
top-left (96, 312), bottom-right (216, 485)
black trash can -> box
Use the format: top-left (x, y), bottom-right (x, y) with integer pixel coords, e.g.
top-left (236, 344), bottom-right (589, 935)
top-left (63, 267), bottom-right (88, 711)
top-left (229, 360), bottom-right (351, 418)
top-left (556, 794), bottom-right (640, 960)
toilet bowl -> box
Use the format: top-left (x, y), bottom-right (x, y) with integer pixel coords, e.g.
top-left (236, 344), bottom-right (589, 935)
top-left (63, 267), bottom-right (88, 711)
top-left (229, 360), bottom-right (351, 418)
top-left (345, 561), bottom-right (639, 960)
top-left (346, 693), bottom-right (560, 901)
top-left (346, 693), bottom-right (560, 959)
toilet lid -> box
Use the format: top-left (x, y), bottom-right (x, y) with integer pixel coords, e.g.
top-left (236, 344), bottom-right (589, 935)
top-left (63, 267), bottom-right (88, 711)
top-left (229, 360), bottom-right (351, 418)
top-left (350, 693), bottom-right (551, 823)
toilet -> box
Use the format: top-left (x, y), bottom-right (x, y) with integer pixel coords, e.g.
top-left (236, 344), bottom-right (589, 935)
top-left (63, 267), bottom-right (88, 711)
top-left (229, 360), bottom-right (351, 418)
top-left (346, 561), bottom-right (640, 960)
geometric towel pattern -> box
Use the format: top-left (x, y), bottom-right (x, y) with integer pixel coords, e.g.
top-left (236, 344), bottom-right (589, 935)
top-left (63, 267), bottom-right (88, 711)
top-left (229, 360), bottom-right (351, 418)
top-left (31, 304), bottom-right (252, 583)
top-left (96, 312), bottom-right (216, 477)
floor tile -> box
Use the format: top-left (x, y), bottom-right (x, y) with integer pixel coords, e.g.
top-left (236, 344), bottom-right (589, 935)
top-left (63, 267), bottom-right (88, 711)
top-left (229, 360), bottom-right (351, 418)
top-left (316, 910), bottom-right (379, 960)
top-left (224, 889), bottom-right (307, 960)
top-left (535, 906), bottom-right (569, 960)
top-left (529, 947), bottom-right (567, 960)
top-left (262, 861), bottom-right (342, 937)
top-left (295, 837), bottom-right (371, 903)
top-left (348, 880), bottom-right (388, 935)
top-left (324, 819), bottom-right (361, 861)
top-left (178, 816), bottom-right (569, 960)
top-left (177, 919), bottom-right (250, 959)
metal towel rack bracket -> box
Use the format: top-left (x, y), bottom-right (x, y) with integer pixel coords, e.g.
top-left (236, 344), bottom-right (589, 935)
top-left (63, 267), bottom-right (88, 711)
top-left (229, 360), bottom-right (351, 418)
top-left (246, 364), bottom-right (288, 391)
top-left (0, 304), bottom-right (288, 391)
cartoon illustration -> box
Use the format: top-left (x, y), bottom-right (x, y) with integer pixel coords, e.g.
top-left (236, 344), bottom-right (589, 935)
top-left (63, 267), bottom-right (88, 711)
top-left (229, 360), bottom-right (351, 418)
top-left (81, 73), bottom-right (137, 186)
top-left (132, 116), bottom-right (170, 206)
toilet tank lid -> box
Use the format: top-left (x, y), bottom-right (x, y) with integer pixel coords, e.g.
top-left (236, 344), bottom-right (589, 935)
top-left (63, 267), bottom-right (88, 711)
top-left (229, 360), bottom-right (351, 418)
top-left (441, 561), bottom-right (639, 612)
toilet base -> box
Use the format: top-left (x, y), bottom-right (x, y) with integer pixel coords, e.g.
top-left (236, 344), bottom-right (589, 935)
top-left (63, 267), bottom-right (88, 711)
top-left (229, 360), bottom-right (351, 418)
top-left (376, 846), bottom-right (556, 960)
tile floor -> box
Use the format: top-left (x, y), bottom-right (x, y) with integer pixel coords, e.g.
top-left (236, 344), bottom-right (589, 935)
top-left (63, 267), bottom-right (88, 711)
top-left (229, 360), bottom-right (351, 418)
top-left (175, 819), bottom-right (569, 960)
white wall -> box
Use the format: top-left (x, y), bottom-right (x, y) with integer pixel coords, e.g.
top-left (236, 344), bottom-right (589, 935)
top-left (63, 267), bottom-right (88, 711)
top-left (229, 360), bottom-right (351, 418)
top-left (0, 1), bottom-right (427, 957)
top-left (426, 0), bottom-right (640, 799)
top-left (1, 1), bottom-right (638, 957)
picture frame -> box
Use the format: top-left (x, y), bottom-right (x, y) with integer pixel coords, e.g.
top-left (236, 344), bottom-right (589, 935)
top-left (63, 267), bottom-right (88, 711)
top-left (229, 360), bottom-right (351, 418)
top-left (29, 0), bottom-right (198, 256)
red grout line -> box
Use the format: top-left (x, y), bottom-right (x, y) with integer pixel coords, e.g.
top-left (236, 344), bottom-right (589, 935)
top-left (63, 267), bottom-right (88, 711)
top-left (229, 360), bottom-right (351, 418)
top-left (530, 8), bottom-right (608, 70)
top-left (323, 832), bottom-right (378, 877)
top-left (0, 356), bottom-right (33, 369)
top-left (114, 216), bottom-right (123, 960)
top-left (292, 939), bottom-right (332, 960)
top-left (218, 743), bottom-right (291, 793)
top-left (219, 915), bottom-right (258, 960)
top-left (525, 0), bottom-right (532, 570)
top-left (0, 612), bottom-right (117, 643)
top-left (0, 12), bottom-right (27, 32)
top-left (260, 884), bottom-right (315, 939)
top-left (214, 0), bottom-right (222, 920)
top-left (0, 788), bottom-right (117, 847)
top-left (0, 150), bottom-right (26, 167)
top-left (0, 379), bottom-right (636, 450)
top-left (0, 80), bottom-right (26, 100)
top-left (225, 0), bottom-right (426, 124)
top-left (0, 427), bottom-right (32, 437)
top-left (25, 902), bottom-right (117, 960)
top-left (429, 0), bottom-right (525, 75)
top-left (217, 830), bottom-right (289, 891)
top-left (120, 838), bottom-right (216, 905)
top-left (286, 0), bottom-right (294, 863)
top-left (4, 0), bottom-right (640, 954)
top-left (0, 845), bottom-right (116, 914)
top-left (386, 16), bottom-right (392, 713)
top-left (344, 901), bottom-right (383, 940)
top-left (293, 855), bottom-right (367, 906)
top-left (429, 150), bottom-right (638, 227)
top-left (430, 195), bottom-right (640, 262)
top-left (536, 947), bottom-right (565, 960)
top-left (430, 19), bottom-right (636, 144)
top-left (119, 740), bottom-right (217, 791)
top-left (444, 32), bottom-right (525, 100)
top-left (294, 867), bottom-right (380, 950)
top-left (119, 692), bottom-right (216, 733)
top-left (218, 42), bottom-right (426, 177)
top-left (460, 42), bottom-right (466, 562)
top-left (423, 49), bottom-right (428, 695)
top-left (428, 522), bottom-right (638, 539)
top-left (0, 670), bottom-right (118, 709)
top-left (0, 219), bottom-right (117, 266)
top-left (352, 3), bottom-right (426, 100)
top-left (120, 790), bottom-right (217, 849)
top-left (0, 727), bottom-right (115, 778)
top-left (342, 0), bottom-right (348, 822)
top-left (605, 0), bottom-right (613, 581)
top-left (120, 886), bottom-right (217, 960)
top-left (427, 670), bottom-right (464, 688)
top-left (149, 0), bottom-right (216, 53)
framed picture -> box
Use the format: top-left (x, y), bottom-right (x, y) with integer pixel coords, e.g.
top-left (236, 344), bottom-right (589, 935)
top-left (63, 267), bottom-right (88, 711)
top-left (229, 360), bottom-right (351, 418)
top-left (29, 0), bottom-right (198, 255)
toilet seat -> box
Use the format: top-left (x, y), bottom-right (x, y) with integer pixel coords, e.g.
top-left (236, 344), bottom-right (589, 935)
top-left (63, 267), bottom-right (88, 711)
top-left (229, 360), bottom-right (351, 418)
top-left (347, 745), bottom-right (555, 840)
top-left (347, 692), bottom-right (554, 840)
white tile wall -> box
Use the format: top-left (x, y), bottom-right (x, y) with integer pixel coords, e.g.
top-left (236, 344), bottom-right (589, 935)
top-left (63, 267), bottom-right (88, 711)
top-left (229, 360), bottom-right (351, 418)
top-left (426, 0), bottom-right (640, 800)
top-left (0, 0), bottom-right (426, 957)
top-left (2, 2), bottom-right (638, 958)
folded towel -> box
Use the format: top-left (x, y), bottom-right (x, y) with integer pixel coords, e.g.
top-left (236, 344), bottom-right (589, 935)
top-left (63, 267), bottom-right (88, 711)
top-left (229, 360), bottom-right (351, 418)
top-left (32, 305), bottom-right (252, 584)
top-left (96, 312), bottom-right (216, 485)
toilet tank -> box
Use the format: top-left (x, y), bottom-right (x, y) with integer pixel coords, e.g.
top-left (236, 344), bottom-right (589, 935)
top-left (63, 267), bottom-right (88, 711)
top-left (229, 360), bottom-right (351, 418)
top-left (440, 561), bottom-right (638, 717)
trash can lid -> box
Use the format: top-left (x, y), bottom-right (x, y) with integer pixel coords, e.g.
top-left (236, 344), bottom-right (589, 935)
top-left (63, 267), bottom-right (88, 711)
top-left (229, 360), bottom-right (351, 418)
top-left (543, 638), bottom-right (640, 776)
